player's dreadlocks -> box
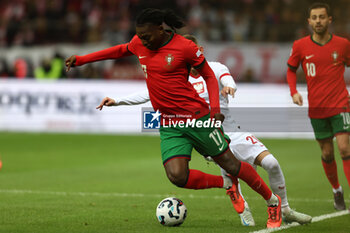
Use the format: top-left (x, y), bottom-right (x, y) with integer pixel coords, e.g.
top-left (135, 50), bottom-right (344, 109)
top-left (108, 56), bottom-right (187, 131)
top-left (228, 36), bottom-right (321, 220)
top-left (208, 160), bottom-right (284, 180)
top-left (136, 8), bottom-right (185, 31)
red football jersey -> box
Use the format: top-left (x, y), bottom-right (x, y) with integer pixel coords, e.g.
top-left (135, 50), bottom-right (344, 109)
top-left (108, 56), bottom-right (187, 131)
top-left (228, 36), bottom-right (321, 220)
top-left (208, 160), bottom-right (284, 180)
top-left (288, 35), bottom-right (350, 118)
top-left (75, 32), bottom-right (220, 123)
top-left (127, 33), bottom-right (211, 121)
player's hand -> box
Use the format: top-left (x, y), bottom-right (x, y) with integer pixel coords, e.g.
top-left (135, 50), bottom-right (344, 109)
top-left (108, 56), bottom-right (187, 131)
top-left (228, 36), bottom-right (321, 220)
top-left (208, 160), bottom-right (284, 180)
top-left (65, 55), bottom-right (77, 72)
top-left (214, 112), bottom-right (225, 123)
top-left (292, 93), bottom-right (303, 106)
top-left (96, 97), bottom-right (116, 111)
top-left (221, 87), bottom-right (236, 98)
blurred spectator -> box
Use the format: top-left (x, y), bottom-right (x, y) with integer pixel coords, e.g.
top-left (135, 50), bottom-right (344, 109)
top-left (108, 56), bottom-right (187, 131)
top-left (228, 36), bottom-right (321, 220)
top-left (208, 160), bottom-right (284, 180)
top-left (0, 58), bottom-right (11, 78)
top-left (0, 0), bottom-right (348, 46)
top-left (228, 12), bottom-right (250, 41)
top-left (34, 53), bottom-right (64, 80)
top-left (14, 58), bottom-right (32, 79)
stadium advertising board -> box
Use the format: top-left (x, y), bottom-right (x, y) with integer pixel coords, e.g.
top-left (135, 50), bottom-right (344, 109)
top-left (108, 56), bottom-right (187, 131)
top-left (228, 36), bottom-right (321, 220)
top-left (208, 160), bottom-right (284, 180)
top-left (0, 80), bottom-right (316, 138)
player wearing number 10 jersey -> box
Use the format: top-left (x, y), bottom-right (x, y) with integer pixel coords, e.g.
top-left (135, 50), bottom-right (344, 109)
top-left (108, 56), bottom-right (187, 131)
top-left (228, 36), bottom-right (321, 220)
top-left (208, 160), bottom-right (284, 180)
top-left (287, 2), bottom-right (350, 211)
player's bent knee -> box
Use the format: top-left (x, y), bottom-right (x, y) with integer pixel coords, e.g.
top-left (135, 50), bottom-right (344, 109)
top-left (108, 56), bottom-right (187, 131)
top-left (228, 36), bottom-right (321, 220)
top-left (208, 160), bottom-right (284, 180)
top-left (165, 170), bottom-right (188, 187)
top-left (163, 157), bottom-right (190, 187)
top-left (261, 154), bottom-right (280, 172)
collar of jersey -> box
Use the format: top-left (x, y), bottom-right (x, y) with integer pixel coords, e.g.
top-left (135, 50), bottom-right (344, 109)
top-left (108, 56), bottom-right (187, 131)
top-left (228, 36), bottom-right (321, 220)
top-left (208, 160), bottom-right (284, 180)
top-left (310, 33), bottom-right (333, 46)
top-left (160, 31), bottom-right (174, 48)
top-left (190, 73), bottom-right (201, 79)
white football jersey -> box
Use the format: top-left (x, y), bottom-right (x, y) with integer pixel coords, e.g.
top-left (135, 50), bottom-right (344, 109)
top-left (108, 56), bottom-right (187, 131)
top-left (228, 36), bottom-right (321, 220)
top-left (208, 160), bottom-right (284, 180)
top-left (189, 62), bottom-right (231, 108)
top-left (188, 62), bottom-right (238, 131)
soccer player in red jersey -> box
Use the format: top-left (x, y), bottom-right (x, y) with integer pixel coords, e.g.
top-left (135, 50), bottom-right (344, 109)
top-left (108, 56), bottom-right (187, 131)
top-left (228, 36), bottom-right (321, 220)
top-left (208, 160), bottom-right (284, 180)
top-left (287, 2), bottom-right (350, 211)
top-left (66, 9), bottom-right (282, 227)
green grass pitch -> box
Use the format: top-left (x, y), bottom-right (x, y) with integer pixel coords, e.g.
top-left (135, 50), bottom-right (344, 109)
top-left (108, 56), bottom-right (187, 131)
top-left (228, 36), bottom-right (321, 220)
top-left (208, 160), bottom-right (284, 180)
top-left (0, 132), bottom-right (349, 233)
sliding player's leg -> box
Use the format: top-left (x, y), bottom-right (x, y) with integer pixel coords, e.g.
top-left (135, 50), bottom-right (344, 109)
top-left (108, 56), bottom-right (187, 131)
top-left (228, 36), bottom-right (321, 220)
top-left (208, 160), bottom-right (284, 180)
top-left (212, 148), bottom-right (281, 228)
top-left (254, 151), bottom-right (312, 224)
top-left (228, 131), bottom-right (311, 225)
top-left (189, 119), bottom-right (281, 228)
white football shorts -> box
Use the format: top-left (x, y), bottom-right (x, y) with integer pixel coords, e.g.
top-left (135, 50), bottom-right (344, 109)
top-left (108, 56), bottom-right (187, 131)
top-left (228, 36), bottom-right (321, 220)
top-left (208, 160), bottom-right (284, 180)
top-left (226, 131), bottom-right (268, 165)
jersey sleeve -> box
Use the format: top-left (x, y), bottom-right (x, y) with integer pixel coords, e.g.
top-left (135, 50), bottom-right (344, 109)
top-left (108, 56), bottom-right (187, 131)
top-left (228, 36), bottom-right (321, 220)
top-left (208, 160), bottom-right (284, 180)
top-left (287, 41), bottom-right (301, 70)
top-left (75, 43), bottom-right (133, 66)
top-left (183, 40), bottom-right (206, 68)
top-left (215, 63), bottom-right (236, 89)
top-left (197, 61), bottom-right (221, 116)
top-left (286, 67), bottom-right (298, 96)
top-left (114, 90), bottom-right (150, 106)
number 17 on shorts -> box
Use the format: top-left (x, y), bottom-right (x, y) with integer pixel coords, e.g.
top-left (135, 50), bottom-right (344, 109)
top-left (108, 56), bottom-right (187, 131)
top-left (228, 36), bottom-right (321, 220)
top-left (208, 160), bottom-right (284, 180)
top-left (209, 129), bottom-right (226, 151)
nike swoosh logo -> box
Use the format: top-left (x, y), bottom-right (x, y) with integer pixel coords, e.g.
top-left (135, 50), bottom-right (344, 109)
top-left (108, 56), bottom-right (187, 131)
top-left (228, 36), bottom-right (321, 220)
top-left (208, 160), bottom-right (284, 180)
top-left (219, 143), bottom-right (225, 151)
top-left (344, 126), bottom-right (349, 130)
top-left (138, 56), bottom-right (147, 59)
top-left (305, 55), bottom-right (314, 59)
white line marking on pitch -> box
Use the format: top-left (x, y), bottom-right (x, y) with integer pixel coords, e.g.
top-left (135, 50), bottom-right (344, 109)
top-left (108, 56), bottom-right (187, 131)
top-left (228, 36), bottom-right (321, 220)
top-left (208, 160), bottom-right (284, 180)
top-left (249, 210), bottom-right (349, 233)
top-left (0, 189), bottom-right (335, 203)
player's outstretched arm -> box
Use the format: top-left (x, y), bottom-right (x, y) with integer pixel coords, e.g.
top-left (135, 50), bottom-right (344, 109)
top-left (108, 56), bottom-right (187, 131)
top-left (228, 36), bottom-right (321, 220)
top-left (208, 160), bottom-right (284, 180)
top-left (65, 43), bottom-right (132, 72)
top-left (113, 91), bottom-right (150, 106)
top-left (96, 91), bottom-right (150, 111)
top-left (96, 97), bottom-right (116, 111)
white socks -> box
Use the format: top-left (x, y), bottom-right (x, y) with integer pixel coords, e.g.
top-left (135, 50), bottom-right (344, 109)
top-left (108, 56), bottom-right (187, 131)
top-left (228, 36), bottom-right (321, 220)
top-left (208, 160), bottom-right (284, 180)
top-left (221, 167), bottom-right (232, 189)
top-left (266, 193), bottom-right (279, 206)
top-left (333, 186), bottom-right (343, 194)
top-left (261, 154), bottom-right (288, 208)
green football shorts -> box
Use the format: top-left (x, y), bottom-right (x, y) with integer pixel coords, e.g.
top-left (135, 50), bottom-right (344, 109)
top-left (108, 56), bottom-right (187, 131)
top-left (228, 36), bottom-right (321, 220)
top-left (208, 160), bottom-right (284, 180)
top-left (310, 112), bottom-right (350, 140)
top-left (159, 114), bottom-right (229, 164)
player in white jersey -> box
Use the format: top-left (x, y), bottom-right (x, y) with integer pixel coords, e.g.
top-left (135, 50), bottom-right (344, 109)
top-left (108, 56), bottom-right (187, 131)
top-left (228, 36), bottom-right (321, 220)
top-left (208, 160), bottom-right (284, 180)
top-left (100, 35), bottom-right (312, 226)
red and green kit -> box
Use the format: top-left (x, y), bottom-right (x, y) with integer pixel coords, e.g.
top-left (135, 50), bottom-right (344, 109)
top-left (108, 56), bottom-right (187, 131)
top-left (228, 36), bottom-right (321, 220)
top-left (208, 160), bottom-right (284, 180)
top-left (75, 32), bottom-right (221, 123)
top-left (288, 34), bottom-right (350, 119)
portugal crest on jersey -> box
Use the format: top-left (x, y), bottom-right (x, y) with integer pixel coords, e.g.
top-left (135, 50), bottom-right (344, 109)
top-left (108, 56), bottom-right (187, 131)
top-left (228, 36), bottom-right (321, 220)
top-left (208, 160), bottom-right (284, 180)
top-left (165, 54), bottom-right (174, 68)
top-left (331, 51), bottom-right (339, 64)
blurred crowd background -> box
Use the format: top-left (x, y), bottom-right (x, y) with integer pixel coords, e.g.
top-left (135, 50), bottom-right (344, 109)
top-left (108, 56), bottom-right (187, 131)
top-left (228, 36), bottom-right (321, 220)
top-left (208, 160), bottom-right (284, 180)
top-left (0, 0), bottom-right (349, 80)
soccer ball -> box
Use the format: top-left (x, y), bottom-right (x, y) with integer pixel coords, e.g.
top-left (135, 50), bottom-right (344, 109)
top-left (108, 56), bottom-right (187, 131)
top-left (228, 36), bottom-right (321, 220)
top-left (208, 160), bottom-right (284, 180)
top-left (156, 197), bottom-right (187, 226)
